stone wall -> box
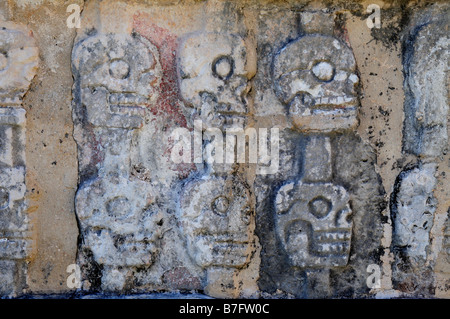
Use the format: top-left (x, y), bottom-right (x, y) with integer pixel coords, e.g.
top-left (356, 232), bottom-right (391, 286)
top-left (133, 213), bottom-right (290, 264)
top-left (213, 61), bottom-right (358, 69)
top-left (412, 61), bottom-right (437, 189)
top-left (0, 0), bottom-right (448, 299)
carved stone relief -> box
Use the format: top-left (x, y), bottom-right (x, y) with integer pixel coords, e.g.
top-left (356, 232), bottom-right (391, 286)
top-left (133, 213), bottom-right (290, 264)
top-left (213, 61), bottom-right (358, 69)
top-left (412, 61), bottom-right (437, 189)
top-left (273, 25), bottom-right (357, 270)
top-left (272, 34), bottom-right (359, 133)
top-left (391, 5), bottom-right (449, 294)
top-left (254, 12), bottom-right (384, 298)
top-left (177, 32), bottom-right (256, 297)
top-left (72, 33), bottom-right (164, 291)
top-left (178, 32), bottom-right (251, 131)
top-left (0, 21), bottom-right (38, 296)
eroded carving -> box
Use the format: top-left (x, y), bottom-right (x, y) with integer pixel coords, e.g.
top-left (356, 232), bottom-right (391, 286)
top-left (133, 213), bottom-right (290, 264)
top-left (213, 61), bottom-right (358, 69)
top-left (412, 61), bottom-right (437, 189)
top-left (275, 182), bottom-right (352, 268)
top-left (178, 32), bottom-right (251, 130)
top-left (0, 21), bottom-right (38, 296)
top-left (180, 175), bottom-right (253, 269)
top-left (272, 27), bottom-right (357, 272)
top-left (273, 34), bottom-right (359, 133)
top-left (72, 33), bottom-right (161, 129)
top-left (402, 9), bottom-right (449, 157)
top-left (177, 32), bottom-right (256, 297)
top-left (72, 33), bottom-right (163, 291)
top-left (0, 21), bottom-right (39, 107)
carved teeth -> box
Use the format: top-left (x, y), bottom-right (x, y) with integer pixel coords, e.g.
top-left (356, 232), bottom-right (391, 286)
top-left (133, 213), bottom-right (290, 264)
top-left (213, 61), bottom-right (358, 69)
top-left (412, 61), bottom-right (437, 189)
top-left (109, 93), bottom-right (148, 106)
top-left (312, 96), bottom-right (356, 107)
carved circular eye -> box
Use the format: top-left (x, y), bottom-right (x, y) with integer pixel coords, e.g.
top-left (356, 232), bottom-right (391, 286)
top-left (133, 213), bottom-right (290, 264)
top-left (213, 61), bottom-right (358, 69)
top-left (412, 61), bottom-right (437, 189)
top-left (308, 196), bottom-right (332, 219)
top-left (212, 196), bottom-right (229, 215)
top-left (312, 61), bottom-right (335, 82)
top-left (212, 56), bottom-right (234, 80)
top-left (109, 60), bottom-right (130, 79)
top-left (0, 53), bottom-right (8, 71)
top-left (0, 187), bottom-right (9, 209)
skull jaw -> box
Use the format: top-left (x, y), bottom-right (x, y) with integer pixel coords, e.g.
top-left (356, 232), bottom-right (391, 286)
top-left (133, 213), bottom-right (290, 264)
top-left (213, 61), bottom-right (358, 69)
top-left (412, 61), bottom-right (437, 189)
top-left (188, 236), bottom-right (252, 269)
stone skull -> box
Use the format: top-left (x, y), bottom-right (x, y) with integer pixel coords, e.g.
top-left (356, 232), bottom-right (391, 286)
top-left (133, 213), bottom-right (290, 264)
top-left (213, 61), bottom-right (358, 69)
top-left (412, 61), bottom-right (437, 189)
top-left (72, 33), bottom-right (161, 129)
top-left (75, 175), bottom-right (162, 268)
top-left (177, 32), bottom-right (251, 130)
top-left (180, 176), bottom-right (254, 269)
top-left (275, 182), bottom-right (353, 268)
top-left (273, 34), bottom-right (359, 132)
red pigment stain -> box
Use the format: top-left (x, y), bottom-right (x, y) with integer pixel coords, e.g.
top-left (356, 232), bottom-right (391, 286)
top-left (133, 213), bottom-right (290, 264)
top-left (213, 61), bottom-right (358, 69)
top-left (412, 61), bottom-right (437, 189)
top-left (133, 13), bottom-right (195, 178)
top-left (86, 124), bottom-right (104, 167)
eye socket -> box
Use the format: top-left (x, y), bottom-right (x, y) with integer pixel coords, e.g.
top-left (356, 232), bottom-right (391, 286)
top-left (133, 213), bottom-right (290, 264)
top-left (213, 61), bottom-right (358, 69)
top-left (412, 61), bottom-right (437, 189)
top-left (308, 196), bottom-right (332, 219)
top-left (212, 55), bottom-right (234, 81)
top-left (311, 61), bottom-right (335, 82)
top-left (212, 196), bottom-right (229, 216)
top-left (109, 59), bottom-right (130, 79)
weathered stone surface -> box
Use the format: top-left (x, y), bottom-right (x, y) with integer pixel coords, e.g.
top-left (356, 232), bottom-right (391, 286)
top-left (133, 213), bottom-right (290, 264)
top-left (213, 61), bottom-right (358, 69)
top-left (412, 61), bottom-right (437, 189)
top-left (0, 0), bottom-right (447, 300)
top-left (275, 182), bottom-right (352, 268)
top-left (273, 34), bottom-right (359, 133)
top-left (180, 174), bottom-right (254, 269)
top-left (178, 32), bottom-right (251, 130)
top-left (391, 163), bottom-right (438, 294)
top-left (72, 33), bottom-right (161, 129)
top-left (0, 20), bottom-right (38, 297)
top-left (0, 21), bottom-right (39, 107)
top-left (402, 4), bottom-right (449, 158)
top-left (253, 11), bottom-right (385, 299)
top-left (72, 32), bottom-right (166, 291)
top-left (391, 164), bottom-right (437, 261)
top-left (0, 259), bottom-right (16, 295)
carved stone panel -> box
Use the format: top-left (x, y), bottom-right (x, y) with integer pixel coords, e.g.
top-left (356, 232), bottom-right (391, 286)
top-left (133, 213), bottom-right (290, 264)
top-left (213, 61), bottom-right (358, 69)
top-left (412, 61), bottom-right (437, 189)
top-left (72, 33), bottom-right (163, 291)
top-left (402, 7), bottom-right (449, 158)
top-left (176, 31), bottom-right (257, 297)
top-left (255, 12), bottom-right (385, 298)
top-left (0, 21), bottom-right (38, 296)
top-left (72, 33), bottom-right (161, 129)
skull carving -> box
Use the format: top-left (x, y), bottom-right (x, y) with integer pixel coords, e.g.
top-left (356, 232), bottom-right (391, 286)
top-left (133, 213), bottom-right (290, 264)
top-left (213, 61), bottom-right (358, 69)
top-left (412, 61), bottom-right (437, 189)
top-left (180, 176), bottom-right (254, 268)
top-left (275, 182), bottom-right (353, 268)
top-left (177, 32), bottom-right (251, 130)
top-left (72, 33), bottom-right (161, 129)
top-left (0, 21), bottom-right (39, 107)
top-left (273, 35), bottom-right (359, 132)
top-left (76, 175), bottom-right (162, 269)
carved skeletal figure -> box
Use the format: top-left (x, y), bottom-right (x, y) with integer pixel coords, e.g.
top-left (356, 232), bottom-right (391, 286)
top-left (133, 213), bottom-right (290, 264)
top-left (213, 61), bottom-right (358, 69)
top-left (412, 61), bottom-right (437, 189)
top-left (72, 33), bottom-right (163, 290)
top-left (177, 32), bottom-right (255, 297)
top-left (178, 32), bottom-right (251, 130)
top-left (272, 29), bottom-right (358, 273)
top-left (0, 21), bottom-right (38, 296)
